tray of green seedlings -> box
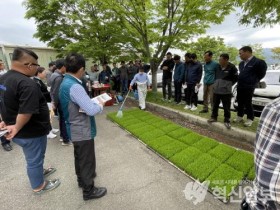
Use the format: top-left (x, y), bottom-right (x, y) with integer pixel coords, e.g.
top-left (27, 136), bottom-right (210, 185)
top-left (107, 108), bottom-right (255, 201)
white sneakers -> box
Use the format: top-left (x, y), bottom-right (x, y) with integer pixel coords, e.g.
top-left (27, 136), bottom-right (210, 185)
top-left (47, 132), bottom-right (57, 139)
top-left (233, 116), bottom-right (244, 123)
top-left (52, 128), bottom-right (59, 133)
top-left (190, 106), bottom-right (197, 111)
top-left (233, 117), bottom-right (253, 127)
top-left (61, 142), bottom-right (73, 146)
top-left (47, 128), bottom-right (60, 139)
top-left (184, 105), bottom-right (192, 110)
top-left (244, 120), bottom-right (253, 127)
top-left (184, 105), bottom-right (197, 111)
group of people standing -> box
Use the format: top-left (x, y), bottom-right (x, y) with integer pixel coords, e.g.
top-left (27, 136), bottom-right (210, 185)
top-left (0, 48), bottom-right (107, 200)
top-left (87, 59), bottom-right (150, 96)
top-left (0, 45), bottom-right (270, 207)
top-left (161, 46), bottom-right (267, 129)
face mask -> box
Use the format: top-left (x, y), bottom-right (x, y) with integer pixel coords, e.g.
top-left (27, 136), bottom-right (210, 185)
top-left (139, 72), bottom-right (144, 75)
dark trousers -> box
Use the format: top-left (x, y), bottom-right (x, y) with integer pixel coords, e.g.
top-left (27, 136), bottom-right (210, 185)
top-left (113, 76), bottom-right (120, 92)
top-left (162, 78), bottom-right (172, 100)
top-left (237, 87), bottom-right (255, 121)
top-left (184, 84), bottom-right (198, 106)
top-left (121, 79), bottom-right (128, 94)
top-left (73, 140), bottom-right (96, 193)
top-left (1, 136), bottom-right (10, 145)
top-left (57, 104), bottom-right (70, 143)
top-left (211, 93), bottom-right (232, 122)
top-left (174, 80), bottom-right (182, 103)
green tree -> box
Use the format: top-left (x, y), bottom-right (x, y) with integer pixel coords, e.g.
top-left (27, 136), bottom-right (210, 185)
top-left (24, 0), bottom-right (235, 91)
top-left (247, 44), bottom-right (265, 60)
top-left (24, 0), bottom-right (134, 63)
top-left (237, 0), bottom-right (280, 27)
top-left (185, 36), bottom-right (239, 65)
top-left (271, 47), bottom-right (280, 61)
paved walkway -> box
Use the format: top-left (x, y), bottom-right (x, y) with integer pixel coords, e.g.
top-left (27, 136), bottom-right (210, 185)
top-left (0, 106), bottom-right (240, 210)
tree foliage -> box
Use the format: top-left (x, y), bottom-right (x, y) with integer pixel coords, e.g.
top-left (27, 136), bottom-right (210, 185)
top-left (185, 36), bottom-right (239, 65)
top-left (24, 0), bottom-right (136, 63)
top-left (247, 44), bottom-right (265, 60)
top-left (237, 0), bottom-right (280, 27)
top-left (24, 0), bottom-right (235, 90)
top-left (271, 47), bottom-right (280, 61)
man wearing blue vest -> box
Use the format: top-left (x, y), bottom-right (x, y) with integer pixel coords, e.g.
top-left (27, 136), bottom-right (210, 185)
top-left (59, 53), bottom-right (107, 201)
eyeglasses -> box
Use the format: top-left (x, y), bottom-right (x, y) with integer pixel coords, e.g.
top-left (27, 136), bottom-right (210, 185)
top-left (24, 63), bottom-right (40, 67)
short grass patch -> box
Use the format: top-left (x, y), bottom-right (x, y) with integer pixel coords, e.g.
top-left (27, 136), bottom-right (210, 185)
top-left (192, 137), bottom-right (219, 153)
top-left (129, 125), bottom-right (156, 138)
top-left (247, 166), bottom-right (255, 181)
top-left (208, 144), bottom-right (237, 163)
top-left (120, 118), bottom-right (143, 127)
top-left (148, 135), bottom-right (175, 150)
top-left (206, 164), bottom-right (244, 199)
top-left (185, 154), bottom-right (221, 181)
top-left (178, 133), bottom-right (204, 145)
top-left (156, 140), bottom-right (188, 159)
top-left (139, 129), bottom-right (166, 144)
top-left (169, 147), bottom-right (203, 170)
top-left (129, 110), bottom-right (150, 117)
top-left (151, 120), bottom-right (173, 128)
top-left (138, 114), bottom-right (155, 122)
top-left (159, 124), bottom-right (182, 133)
top-left (126, 122), bottom-right (149, 131)
top-left (168, 128), bottom-right (192, 139)
top-left (107, 112), bottom-right (134, 123)
top-left (226, 150), bottom-right (254, 176)
top-left (107, 108), bottom-right (254, 200)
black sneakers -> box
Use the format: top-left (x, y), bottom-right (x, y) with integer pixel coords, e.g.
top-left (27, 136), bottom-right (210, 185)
top-left (83, 187), bottom-right (107, 201)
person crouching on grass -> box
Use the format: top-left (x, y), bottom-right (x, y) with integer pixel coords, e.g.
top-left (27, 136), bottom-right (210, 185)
top-left (129, 67), bottom-right (151, 110)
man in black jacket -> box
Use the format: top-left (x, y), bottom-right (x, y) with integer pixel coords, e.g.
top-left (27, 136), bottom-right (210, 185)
top-left (33, 67), bottom-right (51, 103)
top-left (183, 53), bottom-right (202, 111)
top-left (208, 53), bottom-right (238, 129)
top-left (160, 52), bottom-right (175, 102)
top-left (234, 46), bottom-right (267, 127)
top-left (50, 59), bottom-right (71, 145)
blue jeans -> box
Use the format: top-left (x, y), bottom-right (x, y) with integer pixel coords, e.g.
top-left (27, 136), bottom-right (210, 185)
top-left (13, 135), bottom-right (47, 189)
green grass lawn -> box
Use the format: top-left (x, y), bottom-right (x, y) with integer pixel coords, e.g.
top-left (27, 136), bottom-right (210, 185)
top-left (145, 91), bottom-right (259, 132)
top-left (107, 108), bottom-right (255, 200)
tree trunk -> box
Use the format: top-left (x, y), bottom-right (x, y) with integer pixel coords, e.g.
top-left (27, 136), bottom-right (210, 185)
top-left (150, 56), bottom-right (160, 92)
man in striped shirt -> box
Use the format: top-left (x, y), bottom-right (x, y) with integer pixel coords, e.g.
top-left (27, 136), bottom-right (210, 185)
top-left (241, 97), bottom-right (280, 210)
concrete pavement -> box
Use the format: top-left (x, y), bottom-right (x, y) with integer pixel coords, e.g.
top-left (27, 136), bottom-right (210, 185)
top-left (0, 105), bottom-right (240, 210)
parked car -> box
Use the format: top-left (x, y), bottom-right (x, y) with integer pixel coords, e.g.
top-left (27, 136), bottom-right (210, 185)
top-left (251, 70), bottom-right (280, 115)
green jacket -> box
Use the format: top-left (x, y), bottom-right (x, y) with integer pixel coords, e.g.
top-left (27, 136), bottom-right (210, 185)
top-left (203, 61), bottom-right (219, 85)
